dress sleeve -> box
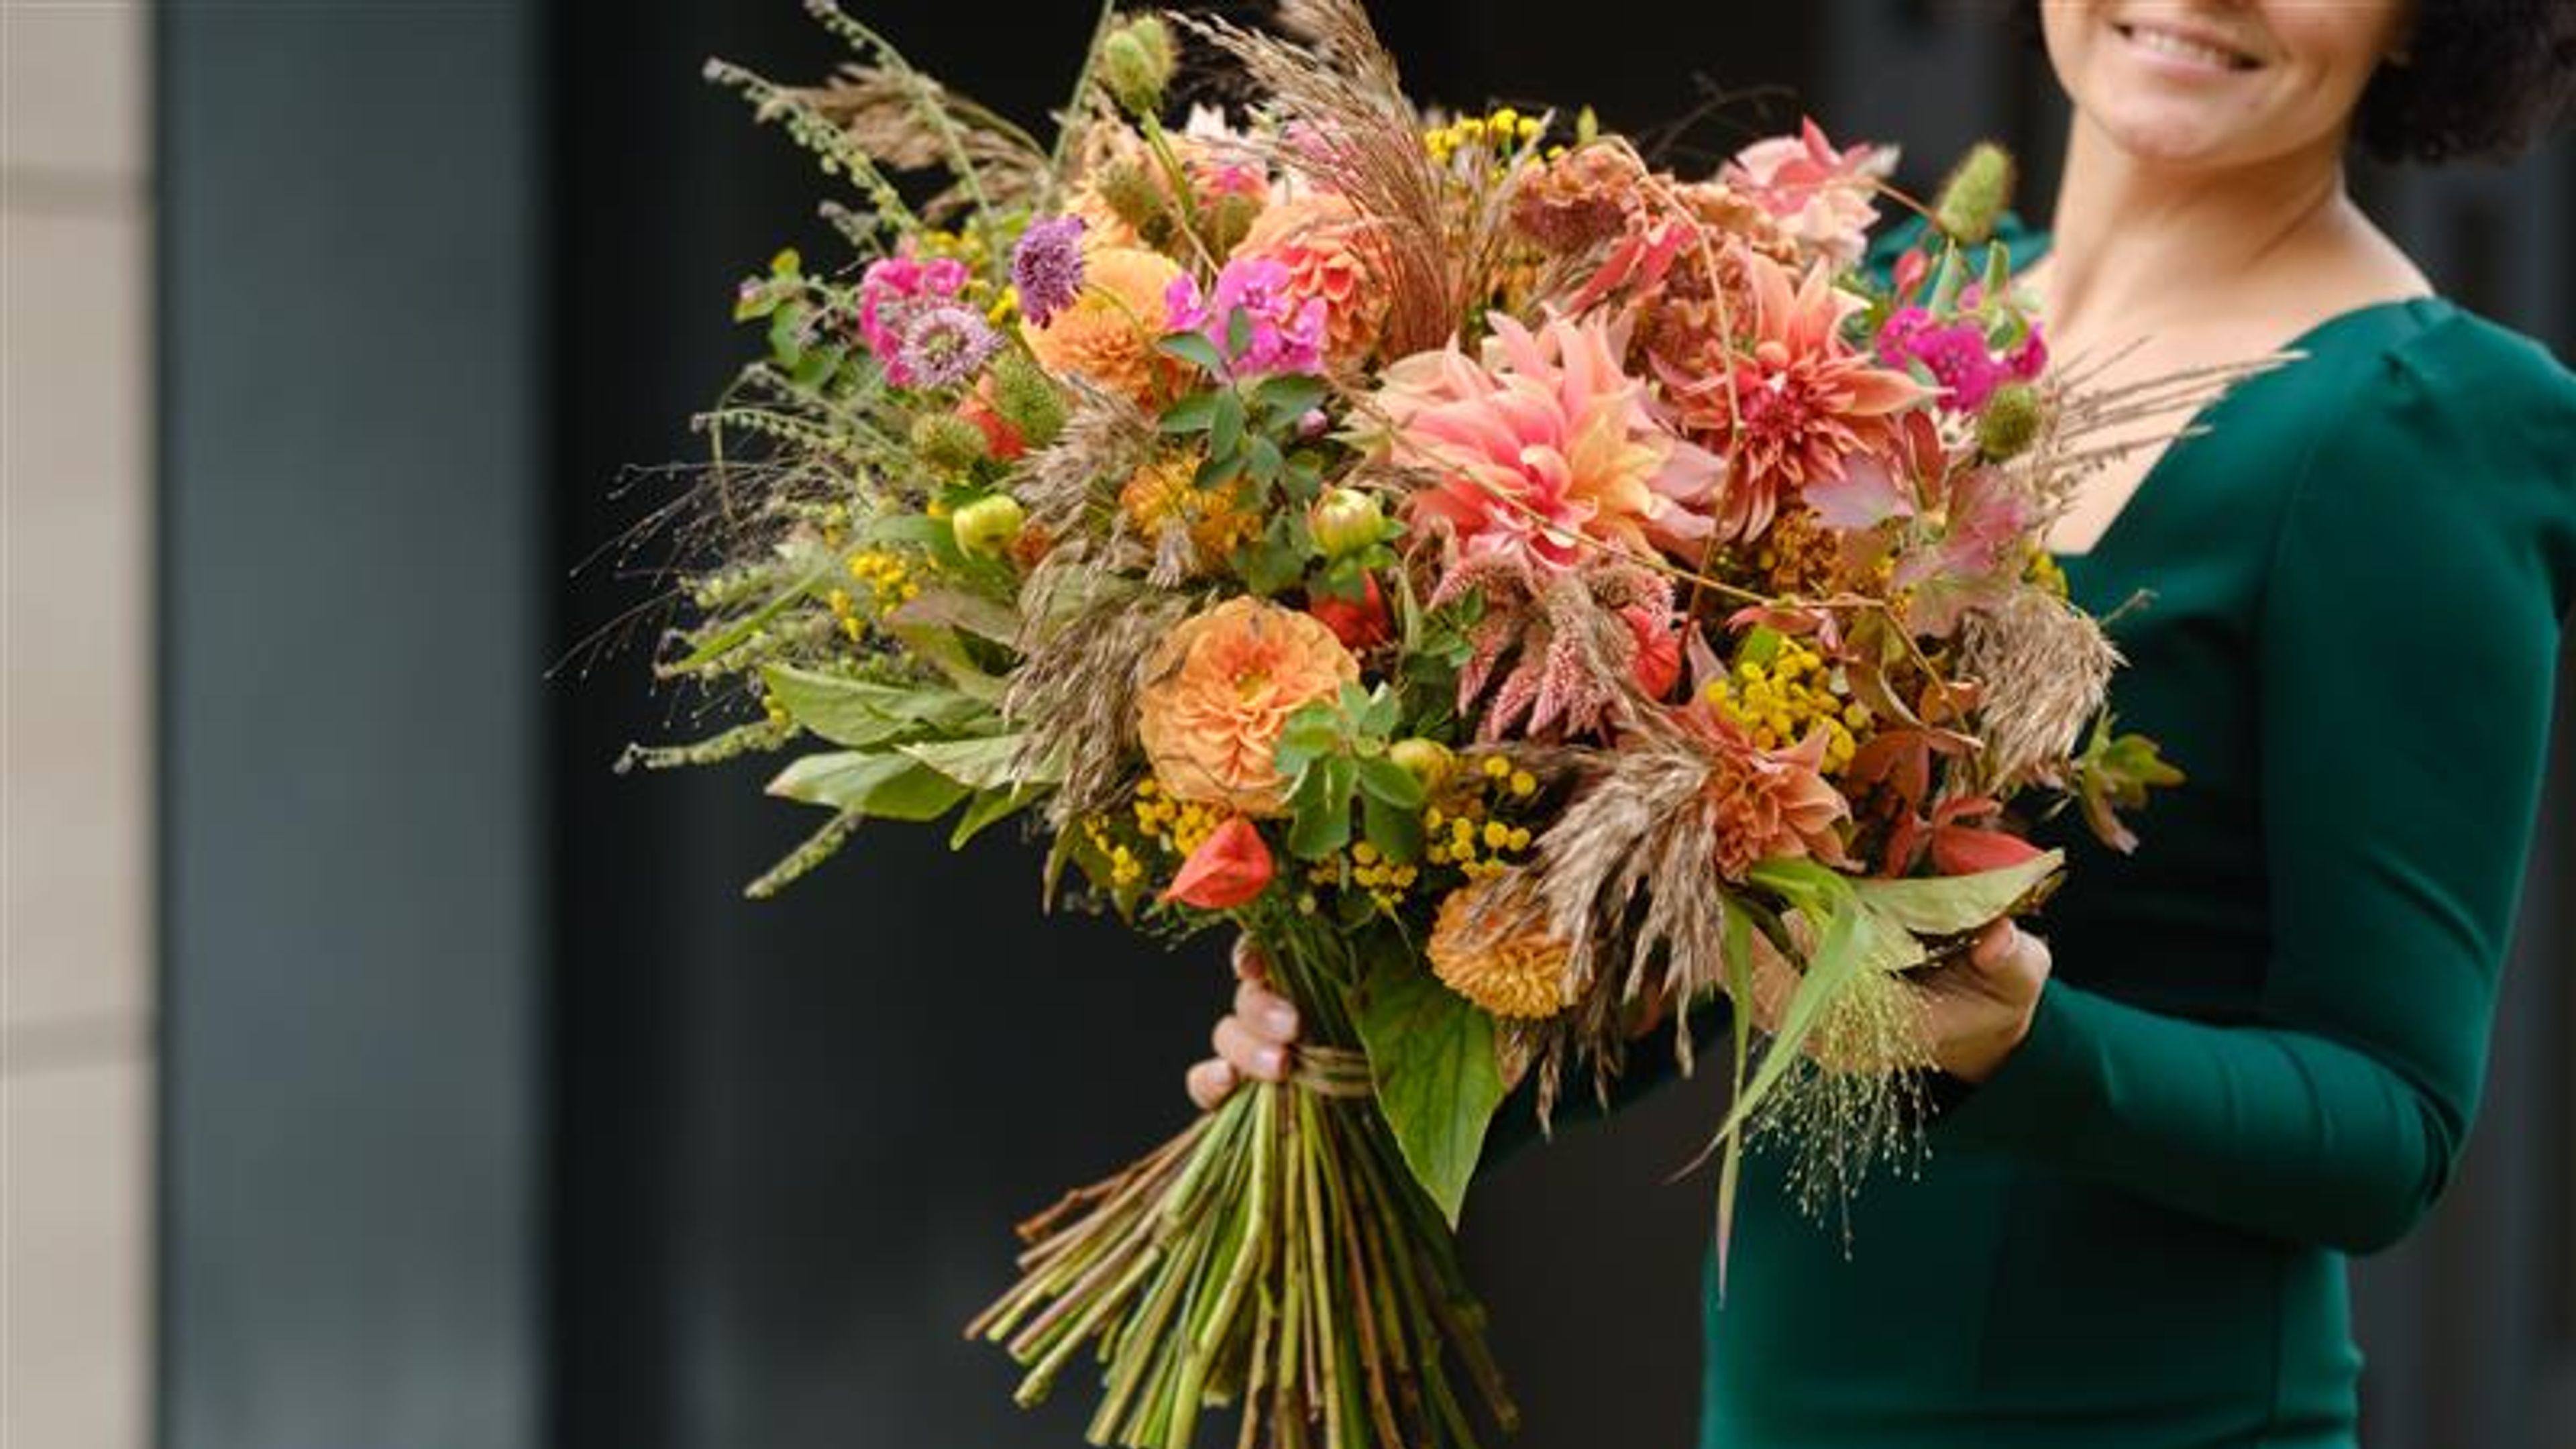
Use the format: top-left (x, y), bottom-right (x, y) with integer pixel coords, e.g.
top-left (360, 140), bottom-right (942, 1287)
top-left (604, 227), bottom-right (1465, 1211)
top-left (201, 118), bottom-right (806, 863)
top-left (1922, 321), bottom-right (2576, 1253)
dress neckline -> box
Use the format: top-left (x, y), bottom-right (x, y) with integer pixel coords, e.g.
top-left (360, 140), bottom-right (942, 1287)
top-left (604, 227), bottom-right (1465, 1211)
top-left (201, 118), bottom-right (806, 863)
top-left (2002, 229), bottom-right (2451, 564)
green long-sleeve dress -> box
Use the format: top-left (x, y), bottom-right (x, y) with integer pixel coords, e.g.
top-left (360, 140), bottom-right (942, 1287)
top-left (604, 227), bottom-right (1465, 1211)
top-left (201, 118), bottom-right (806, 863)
top-left (1498, 226), bottom-right (2576, 1447)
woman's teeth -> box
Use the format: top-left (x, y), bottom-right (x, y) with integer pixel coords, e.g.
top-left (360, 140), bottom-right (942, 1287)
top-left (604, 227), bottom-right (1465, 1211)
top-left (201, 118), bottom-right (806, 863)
top-left (2116, 23), bottom-right (2254, 70)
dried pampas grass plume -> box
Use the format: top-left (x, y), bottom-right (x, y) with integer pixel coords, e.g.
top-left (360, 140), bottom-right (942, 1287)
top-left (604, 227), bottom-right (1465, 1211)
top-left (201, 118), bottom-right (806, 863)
top-left (1179, 1), bottom-right (1466, 360)
top-left (1959, 588), bottom-right (2118, 788)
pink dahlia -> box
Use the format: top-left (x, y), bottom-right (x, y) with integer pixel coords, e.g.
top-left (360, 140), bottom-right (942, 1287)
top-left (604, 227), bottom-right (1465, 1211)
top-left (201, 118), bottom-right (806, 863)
top-left (1661, 250), bottom-right (1925, 543)
top-left (1372, 313), bottom-right (1725, 572)
top-left (1720, 119), bottom-right (1896, 270)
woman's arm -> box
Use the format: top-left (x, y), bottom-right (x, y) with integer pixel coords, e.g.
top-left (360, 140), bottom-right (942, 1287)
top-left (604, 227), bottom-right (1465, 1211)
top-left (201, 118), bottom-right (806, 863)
top-left (1924, 325), bottom-right (2576, 1253)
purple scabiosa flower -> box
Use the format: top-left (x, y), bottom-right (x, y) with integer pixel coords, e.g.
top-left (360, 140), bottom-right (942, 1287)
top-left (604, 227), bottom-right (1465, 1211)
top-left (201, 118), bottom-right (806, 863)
top-left (898, 305), bottom-right (1003, 391)
top-left (1011, 215), bottom-right (1088, 329)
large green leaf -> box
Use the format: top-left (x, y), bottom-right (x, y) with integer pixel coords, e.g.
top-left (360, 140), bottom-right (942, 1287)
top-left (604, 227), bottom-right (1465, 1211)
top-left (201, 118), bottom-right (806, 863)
top-left (949, 788), bottom-right (1036, 849)
top-left (898, 734), bottom-right (1061, 790)
top-left (761, 665), bottom-right (991, 748)
top-left (765, 750), bottom-right (971, 821)
top-left (1847, 849), bottom-right (2063, 936)
top-left (1354, 953), bottom-right (1506, 1227)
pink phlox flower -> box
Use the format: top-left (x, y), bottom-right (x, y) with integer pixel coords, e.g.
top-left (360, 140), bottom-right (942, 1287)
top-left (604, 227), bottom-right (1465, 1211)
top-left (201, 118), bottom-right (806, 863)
top-left (1165, 256), bottom-right (1328, 380)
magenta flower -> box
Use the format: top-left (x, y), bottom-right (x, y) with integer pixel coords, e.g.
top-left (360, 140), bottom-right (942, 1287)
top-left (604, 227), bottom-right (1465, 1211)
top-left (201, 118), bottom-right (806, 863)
top-left (856, 252), bottom-right (971, 386)
top-left (1873, 307), bottom-right (2041, 414)
top-left (1164, 257), bottom-right (1327, 380)
top-left (1011, 215), bottom-right (1087, 329)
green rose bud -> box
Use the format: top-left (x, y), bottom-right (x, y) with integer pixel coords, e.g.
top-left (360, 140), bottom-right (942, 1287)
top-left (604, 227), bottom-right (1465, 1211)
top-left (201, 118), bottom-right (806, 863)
top-left (1388, 739), bottom-right (1456, 794)
top-left (1977, 381), bottom-right (2046, 460)
top-left (951, 494), bottom-right (1028, 557)
top-left (1309, 487), bottom-right (1387, 558)
top-left (1934, 142), bottom-right (2016, 248)
top-left (910, 411), bottom-right (991, 473)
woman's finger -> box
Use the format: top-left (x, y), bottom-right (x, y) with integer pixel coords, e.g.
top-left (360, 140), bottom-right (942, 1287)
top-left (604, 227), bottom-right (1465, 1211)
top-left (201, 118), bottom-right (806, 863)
top-left (1214, 1015), bottom-right (1290, 1081)
top-left (1233, 978), bottom-right (1299, 1042)
top-left (1185, 1057), bottom-right (1236, 1112)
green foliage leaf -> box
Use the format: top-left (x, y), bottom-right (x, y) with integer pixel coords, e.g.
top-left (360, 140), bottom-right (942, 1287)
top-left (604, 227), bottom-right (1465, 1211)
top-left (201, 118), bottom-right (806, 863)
top-left (1159, 391), bottom-right (1220, 434)
top-left (1361, 790), bottom-right (1424, 865)
top-left (950, 787), bottom-right (1035, 849)
top-left (765, 750), bottom-right (971, 821)
top-left (1157, 330), bottom-right (1224, 375)
top-left (897, 733), bottom-right (1060, 790)
top-left (1847, 849), bottom-right (2064, 935)
top-left (1254, 374), bottom-right (1328, 423)
top-left (1709, 885), bottom-right (1871, 1148)
top-left (760, 665), bottom-right (990, 747)
top-left (1354, 952), bottom-right (1505, 1226)
top-left (1355, 755), bottom-right (1426, 810)
top-left (1209, 388), bottom-right (1246, 461)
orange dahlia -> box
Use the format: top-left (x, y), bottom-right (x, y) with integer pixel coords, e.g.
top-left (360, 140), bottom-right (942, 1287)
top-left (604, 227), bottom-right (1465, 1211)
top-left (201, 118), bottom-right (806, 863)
top-left (1659, 249), bottom-right (1925, 543)
top-left (1137, 597), bottom-right (1360, 817)
top-left (1427, 879), bottom-right (1571, 1020)
top-left (1022, 246), bottom-right (1187, 407)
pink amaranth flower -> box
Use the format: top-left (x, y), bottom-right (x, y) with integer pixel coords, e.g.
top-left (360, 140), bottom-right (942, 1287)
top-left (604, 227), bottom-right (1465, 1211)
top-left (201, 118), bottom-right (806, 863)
top-left (1659, 251), bottom-right (1925, 543)
top-left (898, 305), bottom-right (1002, 391)
top-left (1721, 119), bottom-right (1896, 269)
top-left (1164, 257), bottom-right (1328, 380)
top-left (1373, 313), bottom-right (1725, 574)
top-left (1010, 215), bottom-right (1087, 329)
top-left (857, 252), bottom-right (971, 386)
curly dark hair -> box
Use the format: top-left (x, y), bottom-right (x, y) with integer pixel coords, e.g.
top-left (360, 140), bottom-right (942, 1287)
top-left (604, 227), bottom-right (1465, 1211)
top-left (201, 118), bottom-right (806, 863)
top-left (2354, 0), bottom-right (2576, 164)
top-left (2019, 1), bottom-right (2575, 165)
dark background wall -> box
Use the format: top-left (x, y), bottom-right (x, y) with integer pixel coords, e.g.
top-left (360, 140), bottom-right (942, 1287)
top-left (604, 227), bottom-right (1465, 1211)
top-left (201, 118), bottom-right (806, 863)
top-left (158, 3), bottom-right (2573, 1448)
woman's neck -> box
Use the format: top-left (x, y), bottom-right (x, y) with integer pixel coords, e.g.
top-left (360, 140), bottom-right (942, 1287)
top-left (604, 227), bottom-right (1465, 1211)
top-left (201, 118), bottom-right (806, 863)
top-left (2037, 113), bottom-right (2355, 339)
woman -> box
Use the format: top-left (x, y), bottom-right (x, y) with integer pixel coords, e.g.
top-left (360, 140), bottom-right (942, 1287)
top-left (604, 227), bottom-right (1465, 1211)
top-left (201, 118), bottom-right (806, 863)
top-left (1193, 2), bottom-right (2576, 1444)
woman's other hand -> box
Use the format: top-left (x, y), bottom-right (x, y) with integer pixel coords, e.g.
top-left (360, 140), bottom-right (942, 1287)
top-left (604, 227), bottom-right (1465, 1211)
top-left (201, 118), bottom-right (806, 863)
top-left (1184, 936), bottom-right (1302, 1110)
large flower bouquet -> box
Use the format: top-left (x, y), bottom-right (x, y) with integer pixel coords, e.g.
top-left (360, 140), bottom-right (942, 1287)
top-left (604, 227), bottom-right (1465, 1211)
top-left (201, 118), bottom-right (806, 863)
top-left (623, 3), bottom-right (2217, 1445)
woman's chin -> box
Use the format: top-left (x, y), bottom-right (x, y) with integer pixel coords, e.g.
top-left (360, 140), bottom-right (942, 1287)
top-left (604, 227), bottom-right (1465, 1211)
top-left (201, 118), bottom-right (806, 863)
top-left (2084, 99), bottom-right (2261, 170)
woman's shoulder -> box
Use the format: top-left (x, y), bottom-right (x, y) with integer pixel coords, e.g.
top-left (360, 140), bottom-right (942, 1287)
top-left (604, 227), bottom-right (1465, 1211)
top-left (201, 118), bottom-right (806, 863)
top-left (2300, 299), bottom-right (2576, 490)
top-left (2277, 299), bottom-right (2576, 614)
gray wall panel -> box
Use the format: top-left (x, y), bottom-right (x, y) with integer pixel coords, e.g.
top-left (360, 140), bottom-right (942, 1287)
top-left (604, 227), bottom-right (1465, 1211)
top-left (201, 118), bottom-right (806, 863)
top-left (159, 4), bottom-right (543, 1447)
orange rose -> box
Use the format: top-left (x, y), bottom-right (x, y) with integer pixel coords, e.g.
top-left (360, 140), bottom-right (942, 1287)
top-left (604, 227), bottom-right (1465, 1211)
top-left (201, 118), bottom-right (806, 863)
top-left (1137, 596), bottom-right (1360, 816)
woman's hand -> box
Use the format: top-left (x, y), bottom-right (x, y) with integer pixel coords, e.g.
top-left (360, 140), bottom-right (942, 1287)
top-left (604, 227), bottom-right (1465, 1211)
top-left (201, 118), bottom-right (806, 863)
top-left (1743, 916), bottom-right (2053, 1084)
top-left (1185, 936), bottom-right (1302, 1111)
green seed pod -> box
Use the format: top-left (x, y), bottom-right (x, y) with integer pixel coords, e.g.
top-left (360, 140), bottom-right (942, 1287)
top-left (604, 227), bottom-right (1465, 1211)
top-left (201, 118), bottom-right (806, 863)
top-left (910, 411), bottom-right (990, 472)
top-left (1934, 142), bottom-right (2016, 247)
top-left (1099, 16), bottom-right (1175, 118)
top-left (951, 494), bottom-right (1028, 557)
top-left (1978, 381), bottom-right (2046, 460)
top-left (1094, 158), bottom-right (1167, 236)
top-left (1208, 191), bottom-right (1263, 257)
top-left (988, 352), bottom-right (1068, 449)
top-left (1388, 739), bottom-right (1456, 794)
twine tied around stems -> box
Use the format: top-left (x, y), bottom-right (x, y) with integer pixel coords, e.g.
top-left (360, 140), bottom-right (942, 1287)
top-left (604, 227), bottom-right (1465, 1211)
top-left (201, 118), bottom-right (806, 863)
top-left (1287, 1044), bottom-right (1373, 1099)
